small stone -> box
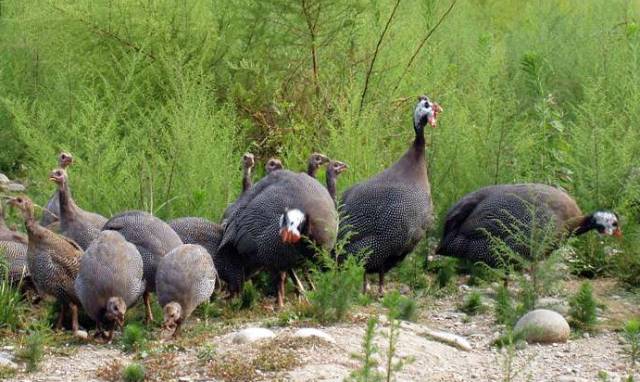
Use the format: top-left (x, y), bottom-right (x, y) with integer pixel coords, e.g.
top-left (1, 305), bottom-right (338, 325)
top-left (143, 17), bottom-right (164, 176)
top-left (293, 328), bottom-right (336, 343)
top-left (582, 332), bottom-right (590, 339)
top-left (514, 309), bottom-right (570, 344)
top-left (0, 352), bottom-right (18, 370)
top-left (232, 328), bottom-right (275, 344)
top-left (73, 330), bottom-right (88, 339)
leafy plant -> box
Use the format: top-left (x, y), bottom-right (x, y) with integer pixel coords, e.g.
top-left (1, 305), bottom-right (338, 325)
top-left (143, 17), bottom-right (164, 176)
top-left (122, 363), bottom-right (145, 382)
top-left (459, 291), bottom-right (486, 316)
top-left (622, 319), bottom-right (640, 370)
top-left (568, 281), bottom-right (598, 331)
top-left (120, 323), bottom-right (148, 353)
top-left (382, 291), bottom-right (418, 322)
top-left (17, 331), bottom-right (45, 372)
top-left (348, 317), bottom-right (383, 382)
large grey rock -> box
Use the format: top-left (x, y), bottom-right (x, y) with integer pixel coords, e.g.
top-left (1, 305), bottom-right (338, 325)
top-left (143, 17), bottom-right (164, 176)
top-left (232, 327), bottom-right (275, 344)
top-left (293, 328), bottom-right (335, 343)
top-left (514, 309), bottom-right (570, 344)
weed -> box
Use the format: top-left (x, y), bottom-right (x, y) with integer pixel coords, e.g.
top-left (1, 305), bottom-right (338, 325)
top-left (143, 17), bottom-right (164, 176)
top-left (622, 319), bottom-right (640, 370)
top-left (197, 344), bottom-right (217, 364)
top-left (120, 323), bottom-right (148, 353)
top-left (569, 281), bottom-right (598, 331)
top-left (122, 363), bottom-right (145, 382)
top-left (0, 256), bottom-right (25, 330)
top-left (17, 331), bottom-right (45, 372)
top-left (428, 258), bottom-right (457, 289)
top-left (382, 291), bottom-right (418, 322)
top-left (347, 317), bottom-right (383, 382)
top-left (459, 291), bottom-right (486, 316)
top-left (494, 285), bottom-right (517, 327)
top-left (0, 365), bottom-right (17, 379)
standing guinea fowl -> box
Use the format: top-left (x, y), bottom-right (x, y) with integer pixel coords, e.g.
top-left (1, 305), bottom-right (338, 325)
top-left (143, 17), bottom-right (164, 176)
top-left (0, 200), bottom-right (27, 244)
top-left (0, 240), bottom-right (30, 286)
top-left (168, 217), bottom-right (223, 276)
top-left (49, 168), bottom-right (107, 249)
top-left (156, 244), bottom-right (216, 338)
top-left (102, 211), bottom-right (182, 323)
top-left (74, 230), bottom-right (145, 342)
top-left (41, 152), bottom-right (73, 227)
top-left (436, 184), bottom-right (622, 266)
top-left (306, 153), bottom-right (330, 178)
top-left (216, 169), bottom-right (338, 307)
top-left (339, 96), bottom-right (442, 294)
top-left (10, 196), bottom-right (83, 334)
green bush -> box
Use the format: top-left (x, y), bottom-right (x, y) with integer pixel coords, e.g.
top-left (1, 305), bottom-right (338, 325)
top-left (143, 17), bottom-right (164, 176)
top-left (622, 319), bottom-right (640, 369)
top-left (308, 252), bottom-right (364, 324)
top-left (569, 281), bottom-right (598, 331)
top-left (382, 291), bottom-right (418, 322)
top-left (17, 331), bottom-right (45, 372)
top-left (0, 256), bottom-right (25, 330)
top-left (121, 323), bottom-right (148, 353)
top-left (122, 363), bottom-right (145, 382)
top-left (459, 291), bottom-right (485, 316)
top-left (494, 285), bottom-right (517, 327)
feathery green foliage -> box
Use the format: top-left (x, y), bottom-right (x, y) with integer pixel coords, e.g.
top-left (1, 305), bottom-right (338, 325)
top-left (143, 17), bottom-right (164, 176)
top-left (17, 331), bottom-right (45, 372)
top-left (122, 363), bottom-right (145, 382)
top-left (120, 323), bottom-right (148, 353)
top-left (569, 281), bottom-right (598, 331)
top-left (459, 291), bottom-right (486, 316)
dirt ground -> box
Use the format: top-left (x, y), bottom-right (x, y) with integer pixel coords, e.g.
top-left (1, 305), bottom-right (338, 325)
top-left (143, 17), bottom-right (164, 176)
top-left (3, 278), bottom-right (639, 382)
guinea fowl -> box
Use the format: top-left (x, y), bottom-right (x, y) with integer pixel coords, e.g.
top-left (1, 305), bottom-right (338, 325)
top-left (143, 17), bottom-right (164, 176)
top-left (265, 158), bottom-right (283, 174)
top-left (0, 200), bottom-right (27, 244)
top-left (221, 153), bottom-right (257, 224)
top-left (436, 184), bottom-right (622, 266)
top-left (326, 160), bottom-right (348, 204)
top-left (41, 152), bottom-right (73, 227)
top-left (0, 240), bottom-right (29, 286)
top-left (156, 244), bottom-right (216, 338)
top-left (49, 168), bottom-right (107, 249)
top-left (216, 169), bottom-right (338, 307)
top-left (74, 230), bottom-right (145, 342)
top-left (168, 217), bottom-right (223, 266)
top-left (306, 153), bottom-right (330, 178)
top-left (339, 96), bottom-right (442, 294)
top-left (102, 211), bottom-right (182, 323)
top-left (10, 196), bottom-right (83, 334)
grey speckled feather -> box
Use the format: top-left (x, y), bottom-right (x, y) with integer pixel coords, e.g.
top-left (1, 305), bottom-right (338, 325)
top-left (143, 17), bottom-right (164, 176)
top-left (156, 244), bottom-right (216, 319)
top-left (0, 240), bottom-right (29, 284)
top-left (217, 170), bottom-right (338, 292)
top-left (437, 183), bottom-right (583, 266)
top-left (75, 230), bottom-right (145, 324)
top-left (339, 99), bottom-right (436, 276)
top-left (103, 211), bottom-right (182, 293)
top-left (168, 217), bottom-right (222, 262)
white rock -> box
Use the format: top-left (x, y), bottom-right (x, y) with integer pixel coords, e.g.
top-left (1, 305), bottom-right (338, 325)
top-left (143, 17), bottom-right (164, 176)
top-left (0, 351), bottom-right (17, 370)
top-left (74, 330), bottom-right (89, 340)
top-left (293, 328), bottom-right (335, 343)
top-left (232, 327), bottom-right (275, 344)
top-left (0, 174), bottom-right (9, 184)
top-left (514, 309), bottom-right (570, 344)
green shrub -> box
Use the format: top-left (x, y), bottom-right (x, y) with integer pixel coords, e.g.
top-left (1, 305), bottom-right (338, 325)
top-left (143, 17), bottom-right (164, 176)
top-left (347, 317), bottom-right (383, 382)
top-left (382, 291), bottom-right (418, 322)
top-left (122, 363), bottom-right (145, 382)
top-left (459, 291), bottom-right (485, 316)
top-left (121, 323), bottom-right (147, 353)
top-left (17, 331), bottom-right (45, 372)
top-left (622, 319), bottom-right (640, 369)
top-left (427, 258), bottom-right (457, 289)
top-left (308, 250), bottom-right (364, 324)
top-left (569, 281), bottom-right (598, 331)
top-left (494, 285), bottom-right (516, 327)
top-left (0, 257), bottom-right (25, 330)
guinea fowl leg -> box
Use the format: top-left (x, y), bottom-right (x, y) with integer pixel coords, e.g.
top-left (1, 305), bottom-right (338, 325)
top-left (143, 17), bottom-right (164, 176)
top-left (70, 303), bottom-right (80, 333)
top-left (304, 270), bottom-right (316, 291)
top-left (277, 271), bottom-right (287, 308)
top-left (378, 272), bottom-right (385, 296)
top-left (143, 291), bottom-right (154, 324)
top-left (55, 302), bottom-right (66, 330)
top-left (362, 274), bottom-right (370, 294)
top-left (289, 270), bottom-right (306, 295)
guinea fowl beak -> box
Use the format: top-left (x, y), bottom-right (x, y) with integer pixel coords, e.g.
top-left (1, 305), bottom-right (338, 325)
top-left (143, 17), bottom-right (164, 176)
top-left (613, 227), bottom-right (623, 238)
top-left (280, 228), bottom-right (301, 244)
top-left (429, 103), bottom-right (443, 128)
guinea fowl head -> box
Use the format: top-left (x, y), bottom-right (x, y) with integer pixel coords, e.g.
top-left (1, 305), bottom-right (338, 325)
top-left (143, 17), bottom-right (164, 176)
top-left (328, 160), bottom-right (348, 176)
top-left (9, 196), bottom-right (34, 221)
top-left (265, 158), bottom-right (284, 174)
top-left (161, 302), bottom-right (182, 338)
top-left (414, 95), bottom-right (443, 130)
top-left (242, 153), bottom-right (255, 170)
top-left (591, 211), bottom-right (622, 237)
top-left (58, 152), bottom-right (73, 169)
top-left (105, 297), bottom-right (126, 328)
top-left (48, 168), bottom-right (67, 187)
top-left (279, 208), bottom-right (306, 244)
top-left (308, 153), bottom-right (329, 169)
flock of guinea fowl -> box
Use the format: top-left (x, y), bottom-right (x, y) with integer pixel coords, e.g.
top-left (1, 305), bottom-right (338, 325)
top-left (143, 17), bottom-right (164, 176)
top-left (0, 95), bottom-right (622, 341)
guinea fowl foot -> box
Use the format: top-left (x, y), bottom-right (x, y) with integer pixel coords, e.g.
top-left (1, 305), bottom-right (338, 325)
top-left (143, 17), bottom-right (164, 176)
top-left (377, 272), bottom-right (386, 297)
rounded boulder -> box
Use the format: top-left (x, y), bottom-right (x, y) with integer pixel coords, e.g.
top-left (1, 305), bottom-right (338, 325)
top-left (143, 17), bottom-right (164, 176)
top-left (514, 309), bottom-right (570, 344)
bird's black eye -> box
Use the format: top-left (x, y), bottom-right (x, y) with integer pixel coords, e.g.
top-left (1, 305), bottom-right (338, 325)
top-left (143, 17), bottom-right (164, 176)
top-left (613, 222), bottom-right (618, 227)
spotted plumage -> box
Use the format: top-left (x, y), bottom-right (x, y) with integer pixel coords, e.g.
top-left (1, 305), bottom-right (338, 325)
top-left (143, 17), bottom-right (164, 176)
top-left (339, 96), bottom-right (440, 292)
top-left (0, 240), bottom-right (29, 285)
top-left (102, 210), bottom-right (182, 323)
top-left (168, 217), bottom-right (223, 265)
top-left (75, 230), bottom-right (145, 339)
top-left (156, 244), bottom-right (216, 337)
top-left (216, 169), bottom-right (338, 305)
top-left (437, 183), bottom-right (621, 266)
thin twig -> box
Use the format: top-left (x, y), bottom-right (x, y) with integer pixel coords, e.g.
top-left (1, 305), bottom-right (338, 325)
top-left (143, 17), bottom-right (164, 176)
top-left (392, 0), bottom-right (458, 92)
top-left (358, 0), bottom-right (402, 115)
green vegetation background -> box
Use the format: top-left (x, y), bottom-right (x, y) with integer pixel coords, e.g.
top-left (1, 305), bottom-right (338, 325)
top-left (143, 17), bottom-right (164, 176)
top-left (0, 0), bottom-right (639, 281)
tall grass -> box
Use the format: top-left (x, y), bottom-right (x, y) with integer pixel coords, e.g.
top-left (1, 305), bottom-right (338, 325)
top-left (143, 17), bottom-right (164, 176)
top-left (0, 1), bottom-right (639, 280)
